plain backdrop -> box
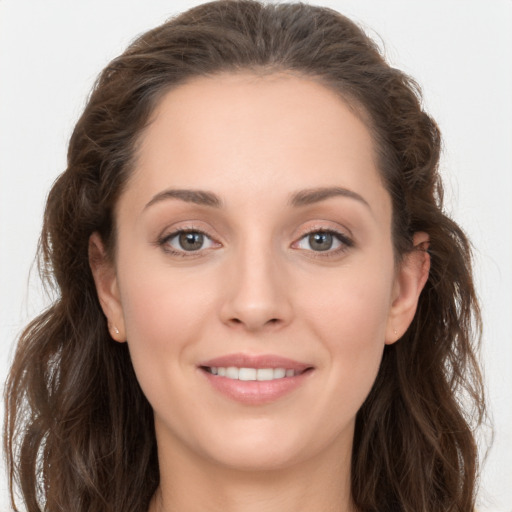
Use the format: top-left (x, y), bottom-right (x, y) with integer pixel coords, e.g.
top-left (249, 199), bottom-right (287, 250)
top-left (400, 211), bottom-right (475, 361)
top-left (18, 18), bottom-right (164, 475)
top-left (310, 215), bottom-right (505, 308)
top-left (1, 1), bottom-right (511, 510)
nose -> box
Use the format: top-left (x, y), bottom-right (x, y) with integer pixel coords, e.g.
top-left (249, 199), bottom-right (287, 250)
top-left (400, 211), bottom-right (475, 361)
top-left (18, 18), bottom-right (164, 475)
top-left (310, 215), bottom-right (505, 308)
top-left (219, 242), bottom-right (293, 332)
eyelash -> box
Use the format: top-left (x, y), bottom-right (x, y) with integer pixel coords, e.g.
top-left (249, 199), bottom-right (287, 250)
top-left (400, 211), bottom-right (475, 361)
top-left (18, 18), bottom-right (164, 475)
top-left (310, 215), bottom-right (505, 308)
top-left (157, 227), bottom-right (354, 258)
top-left (294, 228), bottom-right (354, 259)
top-left (157, 228), bottom-right (217, 258)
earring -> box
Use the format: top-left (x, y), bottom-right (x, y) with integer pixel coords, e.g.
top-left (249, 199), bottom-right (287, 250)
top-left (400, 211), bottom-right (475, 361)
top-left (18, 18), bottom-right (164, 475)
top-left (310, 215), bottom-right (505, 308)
top-left (394, 328), bottom-right (399, 338)
top-left (114, 327), bottom-right (120, 335)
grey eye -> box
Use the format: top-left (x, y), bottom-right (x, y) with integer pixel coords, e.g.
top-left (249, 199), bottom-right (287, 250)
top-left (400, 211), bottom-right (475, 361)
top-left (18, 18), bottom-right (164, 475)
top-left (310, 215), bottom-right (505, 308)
top-left (178, 232), bottom-right (205, 251)
top-left (295, 230), bottom-right (345, 252)
top-left (308, 232), bottom-right (334, 251)
top-left (164, 231), bottom-right (216, 252)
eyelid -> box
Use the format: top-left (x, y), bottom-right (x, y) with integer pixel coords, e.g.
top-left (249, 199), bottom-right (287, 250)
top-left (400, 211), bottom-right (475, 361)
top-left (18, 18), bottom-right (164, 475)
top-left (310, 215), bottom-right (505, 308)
top-left (291, 225), bottom-right (354, 256)
top-left (157, 226), bottom-right (222, 256)
top-left (154, 221), bottom-right (354, 258)
top-left (294, 220), bottom-right (353, 241)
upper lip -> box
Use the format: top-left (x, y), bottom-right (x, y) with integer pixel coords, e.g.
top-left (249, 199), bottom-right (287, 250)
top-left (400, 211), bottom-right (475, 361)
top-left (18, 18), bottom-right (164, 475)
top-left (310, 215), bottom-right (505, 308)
top-left (198, 353), bottom-right (313, 372)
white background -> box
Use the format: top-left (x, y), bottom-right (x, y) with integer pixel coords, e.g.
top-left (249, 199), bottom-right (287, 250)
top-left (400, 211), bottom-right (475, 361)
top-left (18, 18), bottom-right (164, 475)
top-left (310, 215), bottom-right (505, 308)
top-left (1, 1), bottom-right (511, 510)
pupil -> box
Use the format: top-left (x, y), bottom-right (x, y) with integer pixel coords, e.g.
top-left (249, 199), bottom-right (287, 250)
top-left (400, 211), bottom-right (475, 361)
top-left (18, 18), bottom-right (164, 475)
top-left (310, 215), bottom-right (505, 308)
top-left (309, 232), bottom-right (332, 251)
top-left (179, 232), bottom-right (203, 251)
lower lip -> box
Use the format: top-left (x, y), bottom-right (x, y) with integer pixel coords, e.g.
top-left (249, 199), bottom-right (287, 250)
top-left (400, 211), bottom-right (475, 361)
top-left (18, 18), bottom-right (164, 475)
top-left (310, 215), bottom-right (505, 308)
top-left (200, 368), bottom-right (313, 405)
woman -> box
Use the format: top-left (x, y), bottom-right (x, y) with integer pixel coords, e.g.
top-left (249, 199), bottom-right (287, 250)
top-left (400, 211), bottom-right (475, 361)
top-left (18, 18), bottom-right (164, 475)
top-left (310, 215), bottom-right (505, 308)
top-left (4, 1), bottom-right (486, 511)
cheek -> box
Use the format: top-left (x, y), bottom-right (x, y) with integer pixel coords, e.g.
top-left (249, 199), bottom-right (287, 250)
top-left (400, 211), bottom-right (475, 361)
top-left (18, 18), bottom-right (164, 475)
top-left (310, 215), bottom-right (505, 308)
top-left (115, 262), bottom-right (218, 428)
top-left (118, 228), bottom-right (217, 328)
top-left (297, 261), bottom-right (394, 411)
top-left (301, 259), bottom-right (394, 344)
top-left (114, 247), bottom-right (216, 381)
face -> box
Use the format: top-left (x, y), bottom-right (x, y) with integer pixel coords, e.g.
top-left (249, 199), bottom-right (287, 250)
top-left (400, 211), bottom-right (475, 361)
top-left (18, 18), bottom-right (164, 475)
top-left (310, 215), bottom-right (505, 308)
top-left (91, 72), bottom-right (428, 473)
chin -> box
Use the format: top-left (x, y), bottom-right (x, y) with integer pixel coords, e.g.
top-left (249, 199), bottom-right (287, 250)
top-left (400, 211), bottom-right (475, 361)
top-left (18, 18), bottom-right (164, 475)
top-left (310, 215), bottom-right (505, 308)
top-left (191, 416), bottom-right (352, 474)
top-left (206, 441), bottom-right (307, 473)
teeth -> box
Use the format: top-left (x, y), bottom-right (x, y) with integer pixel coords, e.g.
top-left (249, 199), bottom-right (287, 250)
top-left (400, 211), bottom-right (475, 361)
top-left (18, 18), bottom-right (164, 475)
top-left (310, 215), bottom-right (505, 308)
top-left (256, 368), bottom-right (274, 381)
top-left (226, 367), bottom-right (239, 379)
top-left (239, 368), bottom-right (257, 381)
top-left (208, 366), bottom-right (297, 381)
top-left (273, 368), bottom-right (286, 379)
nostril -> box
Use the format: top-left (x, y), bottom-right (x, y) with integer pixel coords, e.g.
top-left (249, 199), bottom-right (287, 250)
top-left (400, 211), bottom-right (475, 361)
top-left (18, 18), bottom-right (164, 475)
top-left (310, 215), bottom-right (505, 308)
top-left (227, 316), bottom-right (283, 331)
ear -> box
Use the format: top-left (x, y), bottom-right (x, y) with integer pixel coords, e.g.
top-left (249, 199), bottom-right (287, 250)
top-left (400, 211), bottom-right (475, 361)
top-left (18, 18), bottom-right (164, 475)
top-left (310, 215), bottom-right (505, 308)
top-left (88, 232), bottom-right (126, 342)
top-left (385, 232), bottom-right (430, 344)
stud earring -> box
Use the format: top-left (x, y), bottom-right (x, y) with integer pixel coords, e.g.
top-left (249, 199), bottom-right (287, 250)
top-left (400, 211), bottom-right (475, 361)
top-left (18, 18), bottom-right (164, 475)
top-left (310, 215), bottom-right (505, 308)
top-left (114, 327), bottom-right (120, 335)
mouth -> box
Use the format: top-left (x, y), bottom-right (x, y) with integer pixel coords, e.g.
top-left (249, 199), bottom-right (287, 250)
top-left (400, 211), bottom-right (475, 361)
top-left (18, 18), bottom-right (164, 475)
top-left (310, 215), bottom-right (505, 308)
top-left (201, 366), bottom-right (310, 381)
top-left (198, 354), bottom-right (314, 404)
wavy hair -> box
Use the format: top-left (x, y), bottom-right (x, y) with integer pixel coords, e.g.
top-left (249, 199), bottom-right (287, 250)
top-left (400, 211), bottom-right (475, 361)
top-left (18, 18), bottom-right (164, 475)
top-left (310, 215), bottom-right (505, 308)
top-left (4, 1), bottom-right (486, 511)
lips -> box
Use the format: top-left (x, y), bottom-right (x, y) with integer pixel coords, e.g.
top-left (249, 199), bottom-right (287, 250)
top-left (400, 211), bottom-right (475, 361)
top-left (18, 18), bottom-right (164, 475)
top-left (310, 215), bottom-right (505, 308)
top-left (204, 366), bottom-right (299, 381)
top-left (198, 353), bottom-right (314, 405)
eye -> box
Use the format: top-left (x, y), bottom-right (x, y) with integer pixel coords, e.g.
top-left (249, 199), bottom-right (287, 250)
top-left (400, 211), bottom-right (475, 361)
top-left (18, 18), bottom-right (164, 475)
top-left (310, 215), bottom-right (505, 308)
top-left (294, 230), bottom-right (353, 254)
top-left (160, 229), bottom-right (218, 254)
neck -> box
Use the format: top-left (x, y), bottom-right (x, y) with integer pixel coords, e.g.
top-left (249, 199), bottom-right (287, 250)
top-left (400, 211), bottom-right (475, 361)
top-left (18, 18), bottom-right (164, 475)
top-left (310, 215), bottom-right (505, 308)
top-left (149, 436), bottom-right (356, 512)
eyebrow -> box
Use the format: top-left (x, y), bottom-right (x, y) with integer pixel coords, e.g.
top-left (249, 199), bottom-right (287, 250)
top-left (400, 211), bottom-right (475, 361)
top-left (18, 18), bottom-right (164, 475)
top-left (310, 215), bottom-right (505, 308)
top-left (144, 189), bottom-right (223, 210)
top-left (289, 187), bottom-right (370, 209)
top-left (143, 186), bottom-right (370, 211)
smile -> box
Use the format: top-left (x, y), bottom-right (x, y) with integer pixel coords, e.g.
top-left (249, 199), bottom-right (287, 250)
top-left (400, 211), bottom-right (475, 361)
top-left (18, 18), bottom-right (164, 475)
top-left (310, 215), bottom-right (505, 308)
top-left (198, 354), bottom-right (314, 405)
top-left (204, 366), bottom-right (299, 380)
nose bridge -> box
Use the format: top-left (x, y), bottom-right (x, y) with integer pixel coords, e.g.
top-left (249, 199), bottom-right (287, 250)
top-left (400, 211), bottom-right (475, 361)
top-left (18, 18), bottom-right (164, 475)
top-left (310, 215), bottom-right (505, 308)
top-left (221, 232), bottom-right (291, 331)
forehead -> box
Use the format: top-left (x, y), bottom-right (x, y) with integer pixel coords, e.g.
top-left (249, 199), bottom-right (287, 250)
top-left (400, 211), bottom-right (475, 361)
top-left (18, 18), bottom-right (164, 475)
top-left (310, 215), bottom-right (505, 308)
top-left (124, 72), bottom-right (389, 219)
top-left (138, 72), bottom-right (374, 165)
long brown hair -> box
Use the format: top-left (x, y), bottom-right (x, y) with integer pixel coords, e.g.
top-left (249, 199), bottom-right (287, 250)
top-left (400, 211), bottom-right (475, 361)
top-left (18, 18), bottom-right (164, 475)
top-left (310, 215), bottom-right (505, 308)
top-left (4, 1), bottom-right (486, 511)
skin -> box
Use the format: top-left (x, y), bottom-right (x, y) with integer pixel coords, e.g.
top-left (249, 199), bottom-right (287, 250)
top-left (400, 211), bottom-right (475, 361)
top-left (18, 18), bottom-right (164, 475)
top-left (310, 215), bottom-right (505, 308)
top-left (90, 72), bottom-right (430, 512)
